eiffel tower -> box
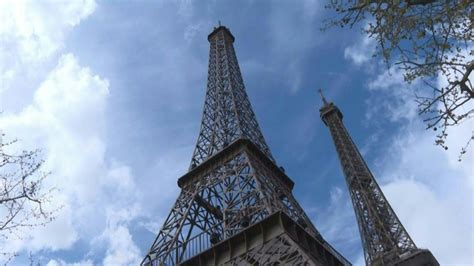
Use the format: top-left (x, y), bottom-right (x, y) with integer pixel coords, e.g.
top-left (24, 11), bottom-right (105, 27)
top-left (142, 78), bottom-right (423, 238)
top-left (141, 25), bottom-right (349, 265)
top-left (319, 91), bottom-right (439, 266)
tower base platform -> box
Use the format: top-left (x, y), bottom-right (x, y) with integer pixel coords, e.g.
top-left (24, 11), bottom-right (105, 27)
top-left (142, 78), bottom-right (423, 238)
top-left (179, 211), bottom-right (350, 266)
top-left (373, 249), bottom-right (439, 266)
top-left (395, 249), bottom-right (439, 266)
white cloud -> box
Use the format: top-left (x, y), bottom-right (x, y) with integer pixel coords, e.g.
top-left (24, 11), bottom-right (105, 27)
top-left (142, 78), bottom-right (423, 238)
top-left (385, 99), bottom-right (472, 263)
top-left (46, 258), bottom-right (94, 266)
top-left (344, 36), bottom-right (375, 66)
top-left (372, 81), bottom-right (472, 263)
top-left (0, 0), bottom-right (96, 63)
top-left (0, 0), bottom-right (97, 103)
top-left (0, 1), bottom-right (149, 263)
top-left (364, 67), bottom-right (419, 122)
top-left (382, 179), bottom-right (472, 265)
top-left (102, 224), bottom-right (141, 266)
top-left (377, 121), bottom-right (472, 264)
top-left (0, 54), bottom-right (142, 263)
top-left (99, 208), bottom-right (141, 266)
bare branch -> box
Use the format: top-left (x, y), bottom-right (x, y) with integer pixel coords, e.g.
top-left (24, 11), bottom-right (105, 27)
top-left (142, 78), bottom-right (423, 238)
top-left (324, 0), bottom-right (474, 160)
top-left (0, 132), bottom-right (58, 249)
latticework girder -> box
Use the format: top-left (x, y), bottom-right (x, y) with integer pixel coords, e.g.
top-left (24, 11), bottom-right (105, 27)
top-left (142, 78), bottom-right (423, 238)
top-left (143, 139), bottom-right (338, 265)
top-left (180, 211), bottom-right (348, 266)
top-left (189, 26), bottom-right (273, 170)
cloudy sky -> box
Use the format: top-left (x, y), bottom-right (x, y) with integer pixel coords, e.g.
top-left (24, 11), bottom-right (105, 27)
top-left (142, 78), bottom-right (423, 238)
top-left (0, 0), bottom-right (472, 265)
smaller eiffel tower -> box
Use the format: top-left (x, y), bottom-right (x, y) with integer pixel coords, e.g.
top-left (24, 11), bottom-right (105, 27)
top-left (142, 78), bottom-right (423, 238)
top-left (318, 90), bottom-right (439, 266)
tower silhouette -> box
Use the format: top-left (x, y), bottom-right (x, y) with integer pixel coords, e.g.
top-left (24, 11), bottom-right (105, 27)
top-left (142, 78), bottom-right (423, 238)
top-left (141, 26), bottom-right (349, 265)
top-left (319, 91), bottom-right (439, 266)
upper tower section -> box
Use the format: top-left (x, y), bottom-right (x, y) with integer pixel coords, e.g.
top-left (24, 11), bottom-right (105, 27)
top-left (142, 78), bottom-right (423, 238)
top-left (208, 25), bottom-right (235, 43)
top-left (318, 89), bottom-right (343, 126)
top-left (190, 25), bottom-right (274, 169)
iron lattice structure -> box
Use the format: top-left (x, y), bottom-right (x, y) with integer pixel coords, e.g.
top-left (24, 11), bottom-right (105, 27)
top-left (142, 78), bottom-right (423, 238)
top-left (142, 26), bottom-right (348, 266)
top-left (319, 93), bottom-right (438, 266)
top-left (189, 26), bottom-right (273, 169)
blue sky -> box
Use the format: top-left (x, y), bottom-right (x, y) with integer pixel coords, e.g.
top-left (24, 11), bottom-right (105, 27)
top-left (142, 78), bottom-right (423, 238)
top-left (0, 1), bottom-right (472, 265)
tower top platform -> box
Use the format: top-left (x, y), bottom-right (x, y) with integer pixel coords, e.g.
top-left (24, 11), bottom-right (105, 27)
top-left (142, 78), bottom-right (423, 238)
top-left (318, 89), bottom-right (343, 125)
top-left (208, 25), bottom-right (235, 42)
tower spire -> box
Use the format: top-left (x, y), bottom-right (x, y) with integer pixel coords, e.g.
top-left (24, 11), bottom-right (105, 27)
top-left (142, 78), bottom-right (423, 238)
top-left (320, 96), bottom-right (439, 265)
top-left (318, 88), bottom-right (328, 105)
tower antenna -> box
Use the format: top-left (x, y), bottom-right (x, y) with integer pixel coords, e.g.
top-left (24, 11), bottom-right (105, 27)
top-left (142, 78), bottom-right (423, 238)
top-left (318, 88), bottom-right (328, 105)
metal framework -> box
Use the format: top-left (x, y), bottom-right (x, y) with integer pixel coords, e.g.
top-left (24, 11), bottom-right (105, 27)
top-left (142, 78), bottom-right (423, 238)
top-left (189, 26), bottom-right (273, 170)
top-left (180, 211), bottom-right (347, 266)
top-left (141, 26), bottom-right (348, 266)
top-left (319, 92), bottom-right (439, 266)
